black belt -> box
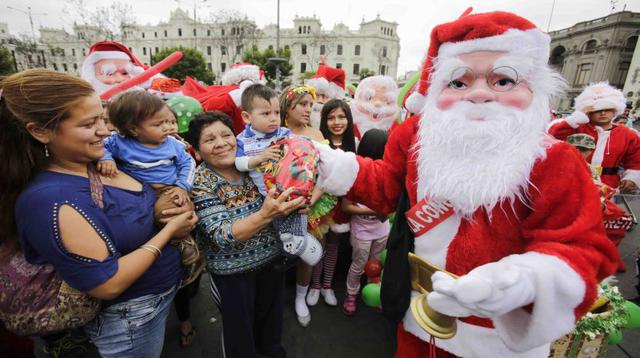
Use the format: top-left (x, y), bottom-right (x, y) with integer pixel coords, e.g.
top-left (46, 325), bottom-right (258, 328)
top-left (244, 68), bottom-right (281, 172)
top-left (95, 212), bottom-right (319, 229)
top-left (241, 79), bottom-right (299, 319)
top-left (601, 167), bottom-right (620, 175)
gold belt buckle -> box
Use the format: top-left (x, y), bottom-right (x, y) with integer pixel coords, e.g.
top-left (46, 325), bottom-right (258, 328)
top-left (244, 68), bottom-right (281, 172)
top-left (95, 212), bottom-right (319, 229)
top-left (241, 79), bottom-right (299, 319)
top-left (408, 252), bottom-right (457, 339)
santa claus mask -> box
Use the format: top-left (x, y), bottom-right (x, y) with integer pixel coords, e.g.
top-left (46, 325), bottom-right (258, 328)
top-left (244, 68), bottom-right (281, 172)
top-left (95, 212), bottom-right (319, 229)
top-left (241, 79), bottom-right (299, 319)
top-left (84, 58), bottom-right (144, 95)
top-left (417, 51), bottom-right (551, 216)
top-left (352, 76), bottom-right (399, 135)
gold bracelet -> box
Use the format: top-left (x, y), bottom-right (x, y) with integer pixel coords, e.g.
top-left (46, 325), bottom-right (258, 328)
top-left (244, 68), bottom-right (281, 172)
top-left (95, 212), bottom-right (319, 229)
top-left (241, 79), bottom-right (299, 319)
top-left (140, 246), bottom-right (159, 258)
top-left (141, 244), bottom-right (162, 257)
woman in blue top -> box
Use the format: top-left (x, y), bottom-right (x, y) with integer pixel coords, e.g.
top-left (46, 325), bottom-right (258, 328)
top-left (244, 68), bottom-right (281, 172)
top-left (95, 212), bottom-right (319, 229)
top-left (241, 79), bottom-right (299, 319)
top-left (0, 69), bottom-right (196, 358)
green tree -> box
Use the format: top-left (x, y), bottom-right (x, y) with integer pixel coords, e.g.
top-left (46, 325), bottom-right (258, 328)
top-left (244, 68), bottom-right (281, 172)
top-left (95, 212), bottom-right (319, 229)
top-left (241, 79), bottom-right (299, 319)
top-left (151, 46), bottom-right (215, 84)
top-left (358, 68), bottom-right (375, 80)
top-left (243, 47), bottom-right (293, 88)
top-left (0, 47), bottom-right (16, 75)
top-left (299, 71), bottom-right (316, 83)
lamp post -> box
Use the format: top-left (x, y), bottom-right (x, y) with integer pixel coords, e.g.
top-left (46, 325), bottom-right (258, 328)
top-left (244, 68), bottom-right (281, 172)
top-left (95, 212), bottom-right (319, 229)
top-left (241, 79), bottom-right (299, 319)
top-left (268, 0), bottom-right (285, 94)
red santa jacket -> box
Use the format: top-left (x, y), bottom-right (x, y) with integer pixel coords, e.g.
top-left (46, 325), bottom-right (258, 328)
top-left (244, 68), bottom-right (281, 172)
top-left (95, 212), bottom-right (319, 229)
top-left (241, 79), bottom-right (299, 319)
top-left (182, 77), bottom-right (245, 134)
top-left (548, 121), bottom-right (640, 189)
top-left (347, 116), bottom-right (619, 356)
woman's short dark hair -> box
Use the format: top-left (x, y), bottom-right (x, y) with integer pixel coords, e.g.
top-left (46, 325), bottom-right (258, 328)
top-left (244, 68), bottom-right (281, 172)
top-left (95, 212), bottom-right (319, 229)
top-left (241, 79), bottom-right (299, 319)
top-left (185, 111), bottom-right (235, 150)
top-left (357, 129), bottom-right (389, 160)
top-left (320, 99), bottom-right (357, 153)
top-left (107, 90), bottom-right (167, 138)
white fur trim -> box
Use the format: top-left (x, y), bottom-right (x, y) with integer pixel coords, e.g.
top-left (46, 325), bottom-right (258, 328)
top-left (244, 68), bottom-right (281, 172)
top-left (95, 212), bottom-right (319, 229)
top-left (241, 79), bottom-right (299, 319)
top-left (315, 142), bottom-right (358, 196)
top-left (403, 296), bottom-right (551, 357)
top-left (229, 86), bottom-right (243, 107)
top-left (622, 168), bottom-right (640, 188)
top-left (575, 82), bottom-right (626, 116)
top-left (590, 127), bottom-right (610, 168)
top-left (330, 223), bottom-right (350, 233)
top-left (492, 252), bottom-right (586, 351)
top-left (565, 111), bottom-right (590, 129)
top-left (305, 77), bottom-right (346, 99)
top-left (221, 65), bottom-right (261, 85)
top-left (405, 92), bottom-right (426, 114)
top-left (438, 28), bottom-right (550, 66)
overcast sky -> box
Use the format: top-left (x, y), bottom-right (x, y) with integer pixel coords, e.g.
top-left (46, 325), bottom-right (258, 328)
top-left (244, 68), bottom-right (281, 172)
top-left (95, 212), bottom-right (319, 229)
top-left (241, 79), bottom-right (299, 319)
top-left (3, 0), bottom-right (640, 75)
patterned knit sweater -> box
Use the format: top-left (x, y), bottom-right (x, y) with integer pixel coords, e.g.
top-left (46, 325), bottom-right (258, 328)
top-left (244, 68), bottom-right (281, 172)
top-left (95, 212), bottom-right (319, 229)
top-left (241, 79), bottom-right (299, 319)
top-left (191, 163), bottom-right (281, 275)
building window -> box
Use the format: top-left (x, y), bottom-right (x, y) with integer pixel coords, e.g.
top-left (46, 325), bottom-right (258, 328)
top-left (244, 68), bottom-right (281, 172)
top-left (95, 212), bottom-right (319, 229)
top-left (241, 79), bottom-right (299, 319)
top-left (61, 49), bottom-right (65, 56)
top-left (615, 61), bottom-right (631, 86)
top-left (193, 28), bottom-right (196, 36)
top-left (51, 49), bottom-right (55, 56)
top-left (300, 62), bottom-right (307, 73)
top-left (207, 29), bottom-right (211, 36)
top-left (53, 63), bottom-right (58, 71)
top-left (221, 28), bottom-right (225, 35)
top-left (298, 26), bottom-right (302, 34)
top-left (320, 45), bottom-right (325, 55)
top-left (337, 45), bottom-right (343, 55)
top-left (301, 44), bottom-right (307, 55)
top-left (574, 63), bottom-right (593, 86)
top-left (73, 63), bottom-right (78, 70)
top-left (624, 36), bottom-right (638, 52)
top-left (142, 32), bottom-right (145, 38)
top-left (143, 47), bottom-right (147, 55)
top-left (390, 29), bottom-right (393, 36)
top-left (164, 30), bottom-right (167, 37)
top-left (221, 63), bottom-right (226, 72)
top-left (207, 62), bottom-right (212, 71)
top-left (178, 28), bottom-right (182, 37)
top-left (82, 48), bottom-right (86, 56)
top-left (382, 47), bottom-right (388, 58)
top-left (62, 63), bottom-right (68, 72)
top-left (380, 65), bottom-right (386, 75)
top-left (268, 45), bottom-right (274, 50)
top-left (221, 46), bottom-right (227, 55)
top-left (207, 46), bottom-right (212, 55)
top-left (581, 40), bottom-right (597, 54)
top-left (236, 45), bottom-right (243, 55)
top-left (353, 63), bottom-right (360, 75)
top-left (284, 45), bottom-right (290, 51)
top-left (155, 47), bottom-right (159, 53)
top-left (355, 45), bottom-right (360, 56)
top-left (70, 48), bottom-right (75, 56)
top-left (336, 63), bottom-right (342, 69)
top-left (154, 31), bottom-right (158, 38)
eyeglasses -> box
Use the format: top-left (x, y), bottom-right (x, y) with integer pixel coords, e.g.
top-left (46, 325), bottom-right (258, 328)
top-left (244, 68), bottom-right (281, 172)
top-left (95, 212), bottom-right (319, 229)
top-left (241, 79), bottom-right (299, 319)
top-left (447, 66), bottom-right (526, 92)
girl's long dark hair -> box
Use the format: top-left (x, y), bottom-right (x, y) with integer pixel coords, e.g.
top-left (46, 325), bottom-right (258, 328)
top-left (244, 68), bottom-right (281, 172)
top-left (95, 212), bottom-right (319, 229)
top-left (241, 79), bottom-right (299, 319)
top-left (320, 99), bottom-right (356, 153)
top-left (357, 129), bottom-right (389, 160)
top-left (0, 69), bottom-right (95, 258)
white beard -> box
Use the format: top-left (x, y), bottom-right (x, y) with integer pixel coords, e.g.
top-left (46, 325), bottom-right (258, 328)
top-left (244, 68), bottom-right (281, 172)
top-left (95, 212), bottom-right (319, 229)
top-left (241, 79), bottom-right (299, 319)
top-left (416, 97), bottom-right (551, 217)
top-left (309, 102), bottom-right (323, 129)
top-left (82, 63), bottom-right (148, 95)
top-left (352, 105), bottom-right (397, 136)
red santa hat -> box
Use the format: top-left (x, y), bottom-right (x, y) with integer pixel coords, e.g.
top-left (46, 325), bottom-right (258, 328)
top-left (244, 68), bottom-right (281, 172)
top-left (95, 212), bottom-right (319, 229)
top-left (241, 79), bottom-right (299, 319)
top-left (81, 41), bottom-right (147, 82)
top-left (405, 8), bottom-right (553, 114)
top-left (221, 62), bottom-right (265, 85)
top-left (306, 65), bottom-right (346, 99)
top-left (574, 82), bottom-right (626, 116)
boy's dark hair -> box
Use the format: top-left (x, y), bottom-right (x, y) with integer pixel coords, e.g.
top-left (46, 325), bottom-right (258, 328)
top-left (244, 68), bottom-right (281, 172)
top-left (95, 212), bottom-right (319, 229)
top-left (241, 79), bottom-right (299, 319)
top-left (241, 84), bottom-right (277, 112)
top-left (106, 90), bottom-right (167, 138)
top-left (185, 111), bottom-right (235, 150)
top-left (357, 129), bottom-right (389, 160)
top-left (320, 99), bottom-right (357, 153)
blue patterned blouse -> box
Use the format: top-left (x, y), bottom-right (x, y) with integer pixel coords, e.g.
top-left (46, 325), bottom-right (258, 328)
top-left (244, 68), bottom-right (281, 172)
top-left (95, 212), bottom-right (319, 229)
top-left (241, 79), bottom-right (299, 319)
top-left (190, 163), bottom-right (282, 275)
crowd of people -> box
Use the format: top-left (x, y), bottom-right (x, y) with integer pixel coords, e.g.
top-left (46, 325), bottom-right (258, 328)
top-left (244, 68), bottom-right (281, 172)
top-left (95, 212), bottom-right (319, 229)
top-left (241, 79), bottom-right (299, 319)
top-left (1, 7), bottom-right (639, 358)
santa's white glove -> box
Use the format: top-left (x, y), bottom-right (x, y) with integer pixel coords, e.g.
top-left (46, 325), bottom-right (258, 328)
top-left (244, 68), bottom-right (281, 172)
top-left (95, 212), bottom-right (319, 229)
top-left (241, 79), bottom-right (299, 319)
top-left (229, 80), bottom-right (255, 107)
top-left (564, 111), bottom-right (589, 128)
top-left (314, 142), bottom-right (359, 196)
top-left (427, 262), bottom-right (536, 319)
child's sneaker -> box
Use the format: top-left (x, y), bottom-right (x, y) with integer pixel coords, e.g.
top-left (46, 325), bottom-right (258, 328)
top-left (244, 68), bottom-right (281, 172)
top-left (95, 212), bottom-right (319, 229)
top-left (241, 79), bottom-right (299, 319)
top-left (307, 288), bottom-right (320, 306)
top-left (321, 288), bottom-right (337, 306)
top-left (343, 294), bottom-right (357, 316)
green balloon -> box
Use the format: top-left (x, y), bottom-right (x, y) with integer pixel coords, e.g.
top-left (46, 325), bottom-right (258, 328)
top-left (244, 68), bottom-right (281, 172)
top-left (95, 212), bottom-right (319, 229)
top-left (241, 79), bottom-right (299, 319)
top-left (166, 96), bottom-right (203, 134)
top-left (624, 300), bottom-right (640, 329)
top-left (608, 329), bottom-right (623, 345)
top-left (362, 283), bottom-right (382, 307)
top-left (378, 249), bottom-right (387, 264)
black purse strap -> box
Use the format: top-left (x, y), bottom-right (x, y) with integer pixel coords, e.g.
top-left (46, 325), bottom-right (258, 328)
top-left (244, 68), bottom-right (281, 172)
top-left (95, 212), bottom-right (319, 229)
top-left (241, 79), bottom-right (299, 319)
top-left (381, 182), bottom-right (414, 323)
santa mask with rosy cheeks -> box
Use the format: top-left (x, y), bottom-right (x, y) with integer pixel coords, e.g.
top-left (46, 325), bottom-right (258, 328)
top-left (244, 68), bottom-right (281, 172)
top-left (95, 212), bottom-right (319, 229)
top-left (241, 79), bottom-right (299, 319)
top-left (352, 76), bottom-right (400, 135)
top-left (84, 59), bottom-right (146, 95)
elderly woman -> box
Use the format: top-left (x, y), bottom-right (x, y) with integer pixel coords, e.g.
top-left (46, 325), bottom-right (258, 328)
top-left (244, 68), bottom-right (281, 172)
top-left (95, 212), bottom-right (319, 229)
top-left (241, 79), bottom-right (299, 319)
top-left (185, 111), bottom-right (304, 358)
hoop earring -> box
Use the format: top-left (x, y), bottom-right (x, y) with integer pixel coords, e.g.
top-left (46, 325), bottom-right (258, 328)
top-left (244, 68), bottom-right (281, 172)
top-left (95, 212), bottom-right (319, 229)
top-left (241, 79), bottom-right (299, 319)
top-left (44, 144), bottom-right (49, 158)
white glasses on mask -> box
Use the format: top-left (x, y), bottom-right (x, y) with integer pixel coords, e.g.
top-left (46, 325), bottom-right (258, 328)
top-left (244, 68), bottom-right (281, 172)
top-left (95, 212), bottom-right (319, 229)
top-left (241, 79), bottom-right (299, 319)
top-left (447, 66), bottom-right (526, 92)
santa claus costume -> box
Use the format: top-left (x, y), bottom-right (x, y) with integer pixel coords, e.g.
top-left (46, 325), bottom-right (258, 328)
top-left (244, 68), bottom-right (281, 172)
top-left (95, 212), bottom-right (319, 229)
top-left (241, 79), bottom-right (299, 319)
top-left (548, 82), bottom-right (640, 190)
top-left (81, 41), bottom-right (161, 96)
top-left (182, 63), bottom-right (264, 134)
top-left (316, 9), bottom-right (619, 358)
top-left (351, 75), bottom-right (400, 139)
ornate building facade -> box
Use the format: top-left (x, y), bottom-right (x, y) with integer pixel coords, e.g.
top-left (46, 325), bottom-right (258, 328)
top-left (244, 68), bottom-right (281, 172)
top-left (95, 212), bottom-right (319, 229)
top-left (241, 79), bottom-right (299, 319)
top-left (3, 8), bottom-right (399, 84)
top-left (548, 11), bottom-right (640, 111)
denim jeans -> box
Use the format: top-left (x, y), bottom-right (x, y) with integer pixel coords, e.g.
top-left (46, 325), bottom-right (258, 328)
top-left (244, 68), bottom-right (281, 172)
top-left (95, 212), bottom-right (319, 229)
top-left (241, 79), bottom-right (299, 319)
top-left (84, 285), bottom-right (177, 358)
